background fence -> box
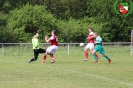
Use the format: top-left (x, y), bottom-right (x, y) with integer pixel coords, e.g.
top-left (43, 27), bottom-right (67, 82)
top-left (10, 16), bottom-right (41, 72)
top-left (0, 42), bottom-right (131, 57)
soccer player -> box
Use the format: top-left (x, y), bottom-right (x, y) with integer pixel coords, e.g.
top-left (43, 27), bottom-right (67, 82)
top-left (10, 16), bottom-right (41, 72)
top-left (92, 32), bottom-right (112, 63)
top-left (28, 34), bottom-right (46, 63)
top-left (84, 28), bottom-right (99, 61)
top-left (36, 30), bottom-right (40, 37)
top-left (42, 30), bottom-right (58, 64)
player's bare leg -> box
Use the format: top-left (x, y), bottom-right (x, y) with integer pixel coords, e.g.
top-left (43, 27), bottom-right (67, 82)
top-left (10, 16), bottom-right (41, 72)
top-left (42, 52), bottom-right (48, 64)
top-left (90, 49), bottom-right (100, 60)
top-left (84, 47), bottom-right (89, 61)
top-left (92, 50), bottom-right (98, 63)
top-left (50, 54), bottom-right (55, 63)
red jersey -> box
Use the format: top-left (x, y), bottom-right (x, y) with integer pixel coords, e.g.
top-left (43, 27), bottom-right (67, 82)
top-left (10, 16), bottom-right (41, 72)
top-left (87, 32), bottom-right (94, 43)
top-left (49, 35), bottom-right (58, 46)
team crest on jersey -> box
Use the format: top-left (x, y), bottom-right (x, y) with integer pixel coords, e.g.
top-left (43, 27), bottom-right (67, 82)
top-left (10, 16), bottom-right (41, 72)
top-left (113, 0), bottom-right (133, 17)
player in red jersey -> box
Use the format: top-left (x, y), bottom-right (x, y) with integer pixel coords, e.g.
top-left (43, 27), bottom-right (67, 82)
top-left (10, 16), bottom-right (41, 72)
top-left (84, 28), bottom-right (99, 61)
top-left (42, 30), bottom-right (58, 64)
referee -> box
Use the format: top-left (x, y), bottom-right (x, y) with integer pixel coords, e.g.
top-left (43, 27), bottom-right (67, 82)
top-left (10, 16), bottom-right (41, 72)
top-left (28, 31), bottom-right (46, 63)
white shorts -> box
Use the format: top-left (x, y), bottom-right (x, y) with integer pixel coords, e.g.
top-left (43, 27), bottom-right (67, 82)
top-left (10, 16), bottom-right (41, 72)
top-left (47, 46), bottom-right (58, 54)
top-left (85, 43), bottom-right (94, 50)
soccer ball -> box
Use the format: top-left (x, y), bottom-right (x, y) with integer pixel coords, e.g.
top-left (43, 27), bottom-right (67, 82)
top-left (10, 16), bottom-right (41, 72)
top-left (79, 43), bottom-right (84, 46)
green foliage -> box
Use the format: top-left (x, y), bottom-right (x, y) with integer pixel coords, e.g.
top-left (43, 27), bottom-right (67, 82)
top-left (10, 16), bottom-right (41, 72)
top-left (5, 3), bottom-right (103, 43)
top-left (44, 0), bottom-right (88, 19)
top-left (6, 3), bottom-right (57, 42)
top-left (0, 0), bottom-right (133, 42)
top-left (57, 17), bottom-right (103, 42)
top-left (0, 27), bottom-right (16, 42)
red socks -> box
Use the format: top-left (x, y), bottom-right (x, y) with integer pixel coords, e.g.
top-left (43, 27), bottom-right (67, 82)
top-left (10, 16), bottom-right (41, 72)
top-left (84, 51), bottom-right (99, 59)
top-left (84, 51), bottom-right (88, 59)
top-left (43, 55), bottom-right (47, 61)
top-left (50, 54), bottom-right (55, 61)
top-left (42, 54), bottom-right (55, 64)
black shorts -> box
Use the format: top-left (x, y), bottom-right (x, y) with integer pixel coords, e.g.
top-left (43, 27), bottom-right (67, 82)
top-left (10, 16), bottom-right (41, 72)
top-left (34, 48), bottom-right (46, 53)
top-left (33, 48), bottom-right (46, 60)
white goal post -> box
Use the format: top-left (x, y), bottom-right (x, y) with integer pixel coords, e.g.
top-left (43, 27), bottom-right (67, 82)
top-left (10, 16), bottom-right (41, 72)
top-left (131, 30), bottom-right (133, 55)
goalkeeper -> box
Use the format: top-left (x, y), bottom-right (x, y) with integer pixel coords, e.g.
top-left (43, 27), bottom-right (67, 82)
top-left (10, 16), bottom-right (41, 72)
top-left (28, 30), bottom-right (46, 63)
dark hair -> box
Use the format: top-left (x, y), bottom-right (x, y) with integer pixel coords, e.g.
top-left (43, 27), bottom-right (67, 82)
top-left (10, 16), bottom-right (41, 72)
top-left (52, 30), bottom-right (56, 35)
top-left (89, 28), bottom-right (93, 31)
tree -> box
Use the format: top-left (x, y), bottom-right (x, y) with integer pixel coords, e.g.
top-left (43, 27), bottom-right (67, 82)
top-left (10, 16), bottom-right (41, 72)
top-left (6, 3), bottom-right (57, 42)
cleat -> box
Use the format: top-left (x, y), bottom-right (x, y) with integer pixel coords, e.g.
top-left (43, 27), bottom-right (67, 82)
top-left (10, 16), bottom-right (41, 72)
top-left (42, 60), bottom-right (45, 64)
top-left (28, 60), bottom-right (31, 63)
top-left (108, 59), bottom-right (112, 64)
top-left (83, 59), bottom-right (88, 61)
top-left (93, 60), bottom-right (98, 63)
top-left (51, 60), bottom-right (55, 64)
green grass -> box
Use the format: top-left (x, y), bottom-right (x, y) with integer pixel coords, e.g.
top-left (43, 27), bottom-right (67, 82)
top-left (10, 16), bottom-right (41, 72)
top-left (0, 45), bottom-right (133, 88)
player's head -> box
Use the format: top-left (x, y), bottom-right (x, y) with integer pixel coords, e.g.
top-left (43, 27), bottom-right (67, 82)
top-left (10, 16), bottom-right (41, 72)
top-left (33, 35), bottom-right (38, 39)
top-left (88, 28), bottom-right (93, 32)
top-left (94, 32), bottom-right (98, 37)
top-left (51, 30), bottom-right (56, 35)
top-left (37, 30), bottom-right (40, 33)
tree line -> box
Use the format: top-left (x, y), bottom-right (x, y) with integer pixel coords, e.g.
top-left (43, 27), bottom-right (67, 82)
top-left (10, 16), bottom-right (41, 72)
top-left (0, 0), bottom-right (133, 43)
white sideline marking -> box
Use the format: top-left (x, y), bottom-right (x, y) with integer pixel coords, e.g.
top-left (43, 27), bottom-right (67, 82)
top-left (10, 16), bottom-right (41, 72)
top-left (3, 61), bottom-right (133, 87)
top-left (67, 70), bottom-right (133, 87)
top-left (45, 65), bottom-right (133, 87)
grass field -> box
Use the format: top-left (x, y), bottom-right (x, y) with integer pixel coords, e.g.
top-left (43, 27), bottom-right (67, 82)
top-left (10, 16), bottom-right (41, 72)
top-left (0, 44), bottom-right (133, 88)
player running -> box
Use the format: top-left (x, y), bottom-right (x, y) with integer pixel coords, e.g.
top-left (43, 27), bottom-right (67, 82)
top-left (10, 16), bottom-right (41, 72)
top-left (92, 32), bottom-right (112, 63)
top-left (84, 28), bottom-right (99, 61)
top-left (42, 30), bottom-right (58, 64)
top-left (28, 35), bottom-right (46, 63)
